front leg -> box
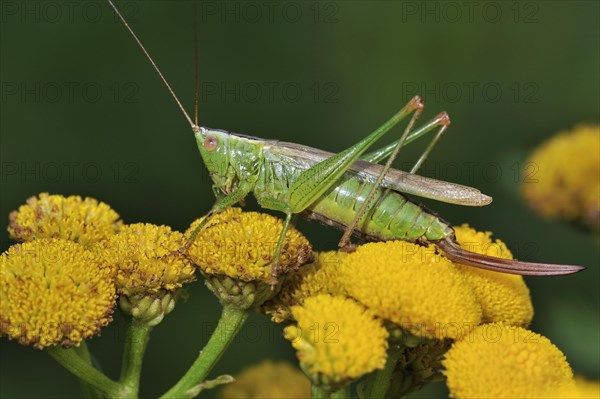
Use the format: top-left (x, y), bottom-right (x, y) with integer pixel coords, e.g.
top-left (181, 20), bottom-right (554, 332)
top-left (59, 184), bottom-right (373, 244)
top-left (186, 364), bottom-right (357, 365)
top-left (269, 211), bottom-right (294, 286)
top-left (255, 196), bottom-right (295, 285)
top-left (182, 182), bottom-right (253, 252)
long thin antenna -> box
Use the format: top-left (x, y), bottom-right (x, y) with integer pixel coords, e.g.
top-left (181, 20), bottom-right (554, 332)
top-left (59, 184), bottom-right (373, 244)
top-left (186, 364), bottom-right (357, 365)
top-left (194, 1), bottom-right (200, 127)
top-left (106, 0), bottom-right (197, 131)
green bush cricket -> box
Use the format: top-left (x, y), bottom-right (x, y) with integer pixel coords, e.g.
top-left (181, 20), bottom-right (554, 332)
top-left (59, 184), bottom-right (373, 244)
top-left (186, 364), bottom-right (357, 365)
top-left (107, 0), bottom-right (584, 280)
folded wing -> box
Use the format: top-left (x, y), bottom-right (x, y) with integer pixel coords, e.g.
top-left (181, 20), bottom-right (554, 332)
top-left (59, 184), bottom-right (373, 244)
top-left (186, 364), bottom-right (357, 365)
top-left (268, 140), bottom-right (492, 207)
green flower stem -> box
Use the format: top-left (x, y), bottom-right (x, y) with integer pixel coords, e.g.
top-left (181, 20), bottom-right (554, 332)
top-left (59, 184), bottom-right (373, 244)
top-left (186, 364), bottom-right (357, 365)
top-left (47, 346), bottom-right (120, 397)
top-left (119, 319), bottom-right (153, 399)
top-left (365, 345), bottom-right (403, 399)
top-left (74, 341), bottom-right (94, 365)
top-left (74, 342), bottom-right (104, 399)
top-left (331, 386), bottom-right (350, 399)
top-left (311, 384), bottom-right (330, 399)
top-left (160, 305), bottom-right (249, 399)
top-left (311, 385), bottom-right (348, 399)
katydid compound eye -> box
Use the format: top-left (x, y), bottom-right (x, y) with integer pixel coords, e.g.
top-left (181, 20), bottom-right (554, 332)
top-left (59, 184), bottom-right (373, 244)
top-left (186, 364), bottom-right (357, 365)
top-left (204, 135), bottom-right (218, 151)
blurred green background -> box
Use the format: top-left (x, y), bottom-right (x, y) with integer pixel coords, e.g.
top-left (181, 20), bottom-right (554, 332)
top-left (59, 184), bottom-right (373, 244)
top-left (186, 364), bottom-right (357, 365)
top-left (1, 1), bottom-right (598, 397)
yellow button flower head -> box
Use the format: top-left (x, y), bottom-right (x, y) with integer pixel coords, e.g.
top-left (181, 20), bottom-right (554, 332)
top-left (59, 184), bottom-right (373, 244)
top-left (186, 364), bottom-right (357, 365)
top-left (284, 294), bottom-right (388, 391)
top-left (453, 224), bottom-right (534, 327)
top-left (188, 208), bottom-right (311, 281)
top-left (8, 193), bottom-right (122, 246)
top-left (101, 223), bottom-right (195, 324)
top-left (0, 239), bottom-right (116, 349)
top-left (521, 124), bottom-right (600, 229)
top-left (187, 208), bottom-right (312, 309)
top-left (443, 323), bottom-right (575, 399)
top-left (573, 376), bottom-right (600, 398)
top-left (338, 241), bottom-right (481, 340)
top-left (103, 223), bottom-right (195, 297)
top-left (219, 360), bottom-right (310, 399)
top-left (262, 251), bottom-right (347, 323)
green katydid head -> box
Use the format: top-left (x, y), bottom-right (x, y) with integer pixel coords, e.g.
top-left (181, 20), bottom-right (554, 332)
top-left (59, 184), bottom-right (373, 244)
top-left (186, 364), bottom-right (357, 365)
top-left (194, 127), bottom-right (230, 186)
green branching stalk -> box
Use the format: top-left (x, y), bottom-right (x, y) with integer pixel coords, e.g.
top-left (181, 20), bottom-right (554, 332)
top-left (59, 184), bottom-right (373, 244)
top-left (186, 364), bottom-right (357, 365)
top-left (74, 342), bottom-right (104, 399)
top-left (159, 305), bottom-right (249, 399)
top-left (331, 386), bottom-right (350, 399)
top-left (311, 384), bottom-right (330, 399)
top-left (365, 345), bottom-right (404, 399)
top-left (118, 319), bottom-right (153, 399)
top-left (310, 385), bottom-right (350, 399)
top-left (46, 346), bottom-right (120, 398)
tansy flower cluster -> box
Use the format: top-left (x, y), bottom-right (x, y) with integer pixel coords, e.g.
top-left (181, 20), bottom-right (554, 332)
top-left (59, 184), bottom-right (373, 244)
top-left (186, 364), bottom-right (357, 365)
top-left (443, 323), bottom-right (575, 398)
top-left (1, 193), bottom-right (596, 399)
top-left (1, 193), bottom-right (199, 347)
top-left (186, 207), bottom-right (313, 309)
top-left (338, 240), bottom-right (481, 340)
top-left (8, 193), bottom-right (122, 246)
top-left (102, 223), bottom-right (195, 297)
top-left (284, 294), bottom-right (389, 391)
top-left (187, 207), bottom-right (312, 283)
top-left (1, 194), bottom-right (123, 349)
top-left (0, 239), bottom-right (115, 348)
top-left (98, 223), bottom-right (196, 324)
top-left (521, 124), bottom-right (600, 229)
top-left (262, 224), bottom-right (588, 397)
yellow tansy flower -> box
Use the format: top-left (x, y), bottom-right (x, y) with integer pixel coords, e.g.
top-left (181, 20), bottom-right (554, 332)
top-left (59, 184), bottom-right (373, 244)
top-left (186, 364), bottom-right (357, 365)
top-left (521, 124), bottom-right (600, 229)
top-left (573, 376), bottom-right (600, 398)
top-left (186, 208), bottom-right (312, 309)
top-left (102, 223), bottom-right (195, 297)
top-left (284, 294), bottom-right (388, 391)
top-left (443, 323), bottom-right (575, 398)
top-left (219, 360), bottom-right (310, 399)
top-left (338, 241), bottom-right (481, 340)
top-left (262, 251), bottom-right (347, 323)
top-left (0, 239), bottom-right (115, 349)
top-left (453, 224), bottom-right (534, 327)
top-left (8, 193), bottom-right (121, 246)
top-left (187, 208), bottom-right (312, 282)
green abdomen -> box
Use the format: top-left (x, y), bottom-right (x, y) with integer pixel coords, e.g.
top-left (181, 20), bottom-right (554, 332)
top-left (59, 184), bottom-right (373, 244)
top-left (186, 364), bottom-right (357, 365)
top-left (307, 175), bottom-right (455, 243)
